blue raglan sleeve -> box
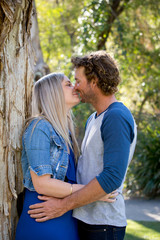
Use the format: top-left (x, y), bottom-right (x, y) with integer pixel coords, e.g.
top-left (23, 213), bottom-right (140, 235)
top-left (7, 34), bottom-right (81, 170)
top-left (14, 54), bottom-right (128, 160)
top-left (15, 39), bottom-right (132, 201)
top-left (96, 109), bottom-right (133, 193)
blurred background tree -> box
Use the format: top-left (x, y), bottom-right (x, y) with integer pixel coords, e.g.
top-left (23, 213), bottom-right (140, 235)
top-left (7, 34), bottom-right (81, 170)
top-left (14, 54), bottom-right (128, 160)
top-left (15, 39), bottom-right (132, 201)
top-left (35, 0), bottom-right (160, 198)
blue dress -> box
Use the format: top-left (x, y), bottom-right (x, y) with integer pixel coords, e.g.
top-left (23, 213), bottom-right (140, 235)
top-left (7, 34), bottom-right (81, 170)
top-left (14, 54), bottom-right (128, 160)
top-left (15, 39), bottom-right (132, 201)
top-left (15, 148), bottom-right (79, 240)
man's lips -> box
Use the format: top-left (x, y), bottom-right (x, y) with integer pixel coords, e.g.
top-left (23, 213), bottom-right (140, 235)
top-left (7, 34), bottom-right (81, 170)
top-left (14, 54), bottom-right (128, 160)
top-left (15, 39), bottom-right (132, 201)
top-left (73, 91), bottom-right (81, 97)
top-left (73, 93), bottom-right (79, 97)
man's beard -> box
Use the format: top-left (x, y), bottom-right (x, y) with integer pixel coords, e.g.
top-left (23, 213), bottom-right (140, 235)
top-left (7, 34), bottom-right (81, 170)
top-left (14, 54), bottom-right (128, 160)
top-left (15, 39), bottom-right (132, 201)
top-left (80, 93), bottom-right (94, 104)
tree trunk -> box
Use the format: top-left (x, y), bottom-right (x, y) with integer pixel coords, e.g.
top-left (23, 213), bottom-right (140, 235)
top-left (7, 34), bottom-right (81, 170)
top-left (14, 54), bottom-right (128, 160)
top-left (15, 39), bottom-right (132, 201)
top-left (31, 1), bottom-right (50, 81)
top-left (0, 1), bottom-right (34, 239)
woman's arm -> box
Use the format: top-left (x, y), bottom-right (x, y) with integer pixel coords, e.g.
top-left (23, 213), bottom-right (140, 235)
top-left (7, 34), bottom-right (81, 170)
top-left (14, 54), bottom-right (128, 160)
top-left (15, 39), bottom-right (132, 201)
top-left (31, 171), bottom-right (118, 201)
top-left (30, 170), bottom-right (84, 198)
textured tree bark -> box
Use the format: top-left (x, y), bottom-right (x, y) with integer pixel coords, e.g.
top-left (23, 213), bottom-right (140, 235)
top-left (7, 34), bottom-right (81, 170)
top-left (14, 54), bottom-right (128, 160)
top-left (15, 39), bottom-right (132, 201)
top-left (31, 0), bottom-right (50, 81)
top-left (0, 1), bottom-right (34, 239)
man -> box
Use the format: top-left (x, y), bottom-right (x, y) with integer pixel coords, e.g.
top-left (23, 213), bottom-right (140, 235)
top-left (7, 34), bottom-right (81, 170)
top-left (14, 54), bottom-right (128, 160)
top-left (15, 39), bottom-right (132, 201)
top-left (28, 51), bottom-right (137, 240)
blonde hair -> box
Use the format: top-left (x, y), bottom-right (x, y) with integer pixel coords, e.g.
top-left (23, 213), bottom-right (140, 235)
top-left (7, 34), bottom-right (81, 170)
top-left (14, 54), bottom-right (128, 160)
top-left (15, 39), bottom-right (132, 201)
top-left (26, 73), bottom-right (79, 160)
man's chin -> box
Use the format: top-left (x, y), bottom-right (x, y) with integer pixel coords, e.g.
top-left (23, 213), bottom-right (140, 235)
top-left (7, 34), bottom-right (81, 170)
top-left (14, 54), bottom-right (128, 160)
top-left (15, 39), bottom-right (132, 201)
top-left (79, 95), bottom-right (85, 103)
top-left (80, 99), bottom-right (86, 103)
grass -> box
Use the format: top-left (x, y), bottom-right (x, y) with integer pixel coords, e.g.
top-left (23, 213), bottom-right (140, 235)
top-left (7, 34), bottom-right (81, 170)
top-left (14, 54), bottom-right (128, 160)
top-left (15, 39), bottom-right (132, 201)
top-left (125, 220), bottom-right (160, 240)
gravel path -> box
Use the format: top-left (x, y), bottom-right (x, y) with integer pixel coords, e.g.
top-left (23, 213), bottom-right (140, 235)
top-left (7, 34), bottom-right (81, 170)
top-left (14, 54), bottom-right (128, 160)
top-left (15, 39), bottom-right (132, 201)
top-left (125, 198), bottom-right (160, 221)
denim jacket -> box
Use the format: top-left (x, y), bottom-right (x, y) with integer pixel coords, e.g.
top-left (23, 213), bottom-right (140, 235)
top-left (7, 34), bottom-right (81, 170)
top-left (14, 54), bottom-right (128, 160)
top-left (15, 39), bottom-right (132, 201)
top-left (21, 118), bottom-right (69, 191)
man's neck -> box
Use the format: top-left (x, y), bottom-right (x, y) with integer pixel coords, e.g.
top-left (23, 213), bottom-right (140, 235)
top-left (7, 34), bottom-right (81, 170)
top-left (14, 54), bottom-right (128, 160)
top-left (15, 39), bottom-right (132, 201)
top-left (92, 94), bottom-right (117, 116)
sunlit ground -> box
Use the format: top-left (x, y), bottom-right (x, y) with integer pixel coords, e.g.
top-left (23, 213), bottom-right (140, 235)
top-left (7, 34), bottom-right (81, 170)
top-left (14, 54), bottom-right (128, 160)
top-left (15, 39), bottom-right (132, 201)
top-left (125, 220), bottom-right (160, 240)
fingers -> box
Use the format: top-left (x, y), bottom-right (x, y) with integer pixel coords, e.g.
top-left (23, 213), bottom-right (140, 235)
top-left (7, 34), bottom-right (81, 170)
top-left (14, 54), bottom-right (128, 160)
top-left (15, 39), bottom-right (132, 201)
top-left (38, 195), bottom-right (51, 201)
top-left (105, 198), bottom-right (116, 203)
top-left (110, 190), bottom-right (117, 194)
top-left (100, 191), bottom-right (119, 202)
top-left (30, 212), bottom-right (46, 219)
top-left (109, 191), bottom-right (119, 199)
top-left (28, 207), bottom-right (44, 215)
top-left (104, 196), bottom-right (117, 202)
top-left (29, 203), bottom-right (44, 210)
top-left (28, 209), bottom-right (50, 222)
top-left (36, 216), bottom-right (50, 222)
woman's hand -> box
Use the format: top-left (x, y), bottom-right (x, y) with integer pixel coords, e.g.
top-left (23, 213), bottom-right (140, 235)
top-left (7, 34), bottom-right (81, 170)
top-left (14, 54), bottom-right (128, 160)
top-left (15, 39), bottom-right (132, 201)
top-left (99, 190), bottom-right (118, 203)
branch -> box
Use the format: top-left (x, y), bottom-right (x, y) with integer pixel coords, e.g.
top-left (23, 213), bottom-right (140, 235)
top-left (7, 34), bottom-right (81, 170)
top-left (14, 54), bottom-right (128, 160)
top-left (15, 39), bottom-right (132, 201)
top-left (137, 91), bottom-right (153, 126)
top-left (60, 14), bottom-right (76, 52)
top-left (97, 0), bottom-right (130, 50)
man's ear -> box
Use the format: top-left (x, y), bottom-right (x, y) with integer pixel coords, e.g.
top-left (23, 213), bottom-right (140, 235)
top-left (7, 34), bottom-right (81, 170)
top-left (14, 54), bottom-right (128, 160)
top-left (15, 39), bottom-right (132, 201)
top-left (91, 77), bottom-right (98, 87)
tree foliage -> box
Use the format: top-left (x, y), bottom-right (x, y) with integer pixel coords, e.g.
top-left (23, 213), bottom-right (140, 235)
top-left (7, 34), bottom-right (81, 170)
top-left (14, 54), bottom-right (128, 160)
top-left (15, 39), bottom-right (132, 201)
top-left (126, 115), bottom-right (160, 197)
top-left (36, 0), bottom-right (160, 114)
top-left (78, 0), bottom-right (131, 51)
top-left (77, 0), bottom-right (160, 116)
top-left (35, 0), bottom-right (160, 197)
top-left (35, 0), bottom-right (84, 76)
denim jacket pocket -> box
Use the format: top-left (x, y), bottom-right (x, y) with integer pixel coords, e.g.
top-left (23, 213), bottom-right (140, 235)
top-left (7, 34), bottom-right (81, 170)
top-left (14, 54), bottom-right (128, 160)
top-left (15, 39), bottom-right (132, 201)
top-left (50, 135), bottom-right (64, 159)
top-left (50, 135), bottom-right (68, 180)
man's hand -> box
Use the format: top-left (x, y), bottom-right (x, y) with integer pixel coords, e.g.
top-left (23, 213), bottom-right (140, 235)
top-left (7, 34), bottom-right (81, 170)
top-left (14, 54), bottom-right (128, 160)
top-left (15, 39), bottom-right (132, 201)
top-left (28, 178), bottom-right (119, 222)
top-left (99, 190), bottom-right (118, 202)
top-left (28, 196), bottom-right (66, 222)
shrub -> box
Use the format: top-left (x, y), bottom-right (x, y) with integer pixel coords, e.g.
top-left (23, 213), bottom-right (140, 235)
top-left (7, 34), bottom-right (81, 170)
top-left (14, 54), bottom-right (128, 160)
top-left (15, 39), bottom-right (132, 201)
top-left (126, 115), bottom-right (160, 198)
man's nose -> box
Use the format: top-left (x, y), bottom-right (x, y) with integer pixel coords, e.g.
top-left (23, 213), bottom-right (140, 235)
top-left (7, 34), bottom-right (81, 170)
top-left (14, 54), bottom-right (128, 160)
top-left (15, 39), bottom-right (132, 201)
top-left (74, 83), bottom-right (78, 90)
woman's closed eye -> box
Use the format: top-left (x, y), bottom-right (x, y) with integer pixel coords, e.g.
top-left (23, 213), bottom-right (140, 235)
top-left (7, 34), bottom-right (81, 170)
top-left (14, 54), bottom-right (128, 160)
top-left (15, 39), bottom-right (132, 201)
top-left (66, 82), bottom-right (72, 87)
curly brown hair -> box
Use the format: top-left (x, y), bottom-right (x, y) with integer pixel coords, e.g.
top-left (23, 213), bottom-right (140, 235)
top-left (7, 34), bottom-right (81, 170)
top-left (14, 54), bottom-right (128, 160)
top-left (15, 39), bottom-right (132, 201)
top-left (71, 51), bottom-right (121, 95)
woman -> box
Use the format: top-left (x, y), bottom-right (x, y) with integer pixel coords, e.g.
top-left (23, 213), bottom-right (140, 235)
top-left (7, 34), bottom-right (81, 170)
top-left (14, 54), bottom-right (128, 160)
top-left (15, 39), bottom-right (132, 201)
top-left (15, 73), bottom-right (116, 240)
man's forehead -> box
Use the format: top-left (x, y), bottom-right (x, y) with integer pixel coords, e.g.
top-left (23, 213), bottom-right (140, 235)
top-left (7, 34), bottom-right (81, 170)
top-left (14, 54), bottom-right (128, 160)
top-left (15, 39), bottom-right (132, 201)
top-left (75, 66), bottom-right (85, 76)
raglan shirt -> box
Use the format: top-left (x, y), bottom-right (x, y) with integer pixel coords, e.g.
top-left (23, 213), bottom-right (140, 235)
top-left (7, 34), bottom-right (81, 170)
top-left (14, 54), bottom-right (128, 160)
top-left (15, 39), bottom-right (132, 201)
top-left (96, 102), bottom-right (135, 193)
top-left (73, 102), bottom-right (137, 226)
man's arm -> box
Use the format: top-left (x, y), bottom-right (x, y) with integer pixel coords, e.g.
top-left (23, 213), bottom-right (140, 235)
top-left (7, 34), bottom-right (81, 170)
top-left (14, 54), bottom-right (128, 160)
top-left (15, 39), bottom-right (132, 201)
top-left (28, 178), bottom-right (113, 222)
